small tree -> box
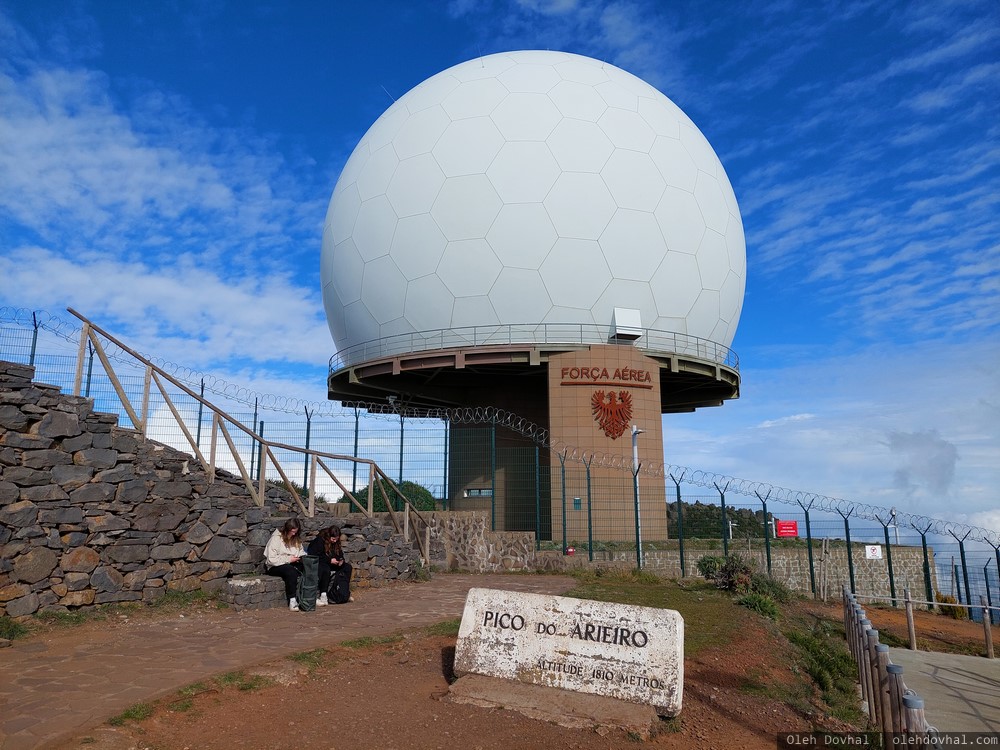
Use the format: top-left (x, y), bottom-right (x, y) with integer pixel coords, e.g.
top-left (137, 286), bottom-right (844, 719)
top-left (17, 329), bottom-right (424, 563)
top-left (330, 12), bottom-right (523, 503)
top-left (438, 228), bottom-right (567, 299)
top-left (338, 479), bottom-right (436, 513)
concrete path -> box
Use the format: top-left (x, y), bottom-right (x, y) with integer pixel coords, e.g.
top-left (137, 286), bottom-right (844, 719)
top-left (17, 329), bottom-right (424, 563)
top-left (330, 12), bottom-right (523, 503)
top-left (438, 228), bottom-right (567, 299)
top-left (888, 647), bottom-right (1000, 733)
top-left (0, 573), bottom-right (576, 750)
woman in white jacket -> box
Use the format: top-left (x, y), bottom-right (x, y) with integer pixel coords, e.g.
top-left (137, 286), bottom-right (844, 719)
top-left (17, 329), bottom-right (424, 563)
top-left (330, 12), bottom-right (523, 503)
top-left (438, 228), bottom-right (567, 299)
top-left (264, 518), bottom-right (306, 610)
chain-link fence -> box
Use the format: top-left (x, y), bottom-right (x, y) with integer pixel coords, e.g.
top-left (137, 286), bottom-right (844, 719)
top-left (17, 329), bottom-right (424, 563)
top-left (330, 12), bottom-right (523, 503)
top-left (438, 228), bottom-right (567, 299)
top-left (2, 307), bottom-right (998, 621)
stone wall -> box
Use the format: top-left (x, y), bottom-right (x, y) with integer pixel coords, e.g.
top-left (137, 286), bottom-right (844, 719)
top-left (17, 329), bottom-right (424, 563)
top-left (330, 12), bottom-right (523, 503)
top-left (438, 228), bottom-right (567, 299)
top-left (0, 361), bottom-right (421, 618)
top-left (425, 511), bottom-right (536, 573)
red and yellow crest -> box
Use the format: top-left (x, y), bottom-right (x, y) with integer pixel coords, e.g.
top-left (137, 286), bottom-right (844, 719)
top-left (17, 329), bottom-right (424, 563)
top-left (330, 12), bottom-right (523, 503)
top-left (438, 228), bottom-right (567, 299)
top-left (591, 390), bottom-right (632, 440)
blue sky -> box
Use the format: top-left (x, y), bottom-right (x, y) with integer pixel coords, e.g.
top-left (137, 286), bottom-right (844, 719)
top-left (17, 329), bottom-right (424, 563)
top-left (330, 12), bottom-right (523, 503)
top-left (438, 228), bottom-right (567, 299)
top-left (0, 1), bottom-right (997, 531)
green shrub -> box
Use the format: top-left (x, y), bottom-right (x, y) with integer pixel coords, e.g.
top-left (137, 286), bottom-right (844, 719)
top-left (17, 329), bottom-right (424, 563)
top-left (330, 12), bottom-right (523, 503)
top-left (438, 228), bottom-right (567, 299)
top-left (0, 616), bottom-right (29, 640)
top-left (696, 555), bottom-right (725, 579)
top-left (934, 592), bottom-right (968, 620)
top-left (749, 572), bottom-right (792, 603)
top-left (337, 479), bottom-right (436, 512)
top-left (737, 592), bottom-right (779, 620)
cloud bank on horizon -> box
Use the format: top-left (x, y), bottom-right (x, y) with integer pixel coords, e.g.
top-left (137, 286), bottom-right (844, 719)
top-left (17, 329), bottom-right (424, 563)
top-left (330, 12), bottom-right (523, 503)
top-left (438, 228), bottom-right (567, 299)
top-left (0, 0), bottom-right (996, 529)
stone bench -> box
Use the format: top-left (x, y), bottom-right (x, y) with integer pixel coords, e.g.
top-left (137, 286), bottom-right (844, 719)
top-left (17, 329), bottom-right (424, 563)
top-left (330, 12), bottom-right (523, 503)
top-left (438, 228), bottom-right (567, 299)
top-left (215, 574), bottom-right (285, 611)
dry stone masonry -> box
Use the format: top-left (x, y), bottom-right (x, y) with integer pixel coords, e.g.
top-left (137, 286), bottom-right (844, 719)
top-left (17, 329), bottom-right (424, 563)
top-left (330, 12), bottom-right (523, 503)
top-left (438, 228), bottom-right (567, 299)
top-left (0, 361), bottom-right (422, 618)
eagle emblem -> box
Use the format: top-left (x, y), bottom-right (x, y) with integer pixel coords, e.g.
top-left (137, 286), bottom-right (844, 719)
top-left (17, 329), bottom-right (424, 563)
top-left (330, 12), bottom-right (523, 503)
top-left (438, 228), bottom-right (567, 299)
top-left (591, 390), bottom-right (632, 440)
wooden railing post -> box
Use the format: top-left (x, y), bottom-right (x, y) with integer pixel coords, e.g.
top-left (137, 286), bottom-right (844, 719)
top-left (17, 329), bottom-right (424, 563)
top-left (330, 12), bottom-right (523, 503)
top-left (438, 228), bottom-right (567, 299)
top-left (905, 588), bottom-right (917, 650)
top-left (886, 664), bottom-right (905, 732)
top-left (876, 643), bottom-right (893, 742)
top-left (902, 693), bottom-right (928, 734)
top-left (865, 625), bottom-right (882, 723)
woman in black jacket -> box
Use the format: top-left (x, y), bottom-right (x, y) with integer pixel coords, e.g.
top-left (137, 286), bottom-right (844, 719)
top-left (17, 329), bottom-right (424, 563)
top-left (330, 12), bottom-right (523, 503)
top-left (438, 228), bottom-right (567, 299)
top-left (306, 525), bottom-right (353, 605)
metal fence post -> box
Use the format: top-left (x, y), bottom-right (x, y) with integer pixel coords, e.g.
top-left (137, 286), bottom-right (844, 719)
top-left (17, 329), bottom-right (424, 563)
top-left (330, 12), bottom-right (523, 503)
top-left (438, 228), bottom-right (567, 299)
top-left (302, 406), bottom-right (313, 493)
top-left (351, 406), bottom-right (360, 493)
top-left (84, 340), bottom-right (95, 397)
top-left (558, 451), bottom-right (567, 551)
top-left (950, 530), bottom-right (974, 621)
top-left (756, 489), bottom-right (772, 576)
top-left (877, 513), bottom-right (898, 607)
top-left (838, 508), bottom-right (856, 595)
top-left (442, 417), bottom-right (450, 510)
top-left (585, 456), bottom-right (593, 562)
top-left (917, 523), bottom-right (934, 610)
top-left (490, 417), bottom-right (496, 531)
top-left (714, 481), bottom-right (730, 557)
top-left (249, 398), bottom-right (259, 480)
top-left (398, 412), bottom-right (404, 486)
top-left (196, 378), bottom-right (205, 450)
top-left (29, 312), bottom-right (39, 366)
top-left (798, 499), bottom-right (817, 595)
top-left (534, 446), bottom-right (540, 551)
top-left (984, 562), bottom-right (995, 627)
top-left (670, 472), bottom-right (686, 577)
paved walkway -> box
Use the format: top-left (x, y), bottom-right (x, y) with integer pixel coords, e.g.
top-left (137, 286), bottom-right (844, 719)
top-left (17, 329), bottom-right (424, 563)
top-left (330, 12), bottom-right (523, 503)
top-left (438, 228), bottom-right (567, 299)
top-left (888, 647), bottom-right (1000, 733)
top-left (0, 574), bottom-right (577, 750)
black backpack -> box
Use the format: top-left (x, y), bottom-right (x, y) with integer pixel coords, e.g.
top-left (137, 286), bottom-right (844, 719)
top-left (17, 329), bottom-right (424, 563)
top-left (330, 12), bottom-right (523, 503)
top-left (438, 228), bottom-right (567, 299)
top-left (296, 555), bottom-right (319, 612)
top-left (330, 566), bottom-right (351, 604)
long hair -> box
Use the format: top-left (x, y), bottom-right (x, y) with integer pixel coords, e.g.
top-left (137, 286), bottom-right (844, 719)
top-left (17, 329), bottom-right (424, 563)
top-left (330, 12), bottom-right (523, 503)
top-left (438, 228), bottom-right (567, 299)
top-left (320, 525), bottom-right (342, 558)
top-left (280, 518), bottom-right (302, 547)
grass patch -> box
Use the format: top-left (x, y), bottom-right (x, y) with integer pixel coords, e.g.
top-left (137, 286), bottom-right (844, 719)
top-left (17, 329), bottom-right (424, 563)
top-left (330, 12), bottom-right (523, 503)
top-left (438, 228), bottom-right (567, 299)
top-left (150, 589), bottom-right (214, 609)
top-left (35, 609), bottom-right (106, 627)
top-left (423, 618), bottom-right (461, 637)
top-left (289, 648), bottom-right (327, 669)
top-left (0, 615), bottom-right (29, 640)
top-left (565, 571), bottom-right (741, 657)
top-left (169, 697), bottom-right (194, 712)
top-left (213, 670), bottom-right (272, 692)
top-left (737, 592), bottom-right (780, 620)
top-left (177, 682), bottom-right (208, 698)
top-left (785, 617), bottom-right (865, 724)
top-left (341, 633), bottom-right (404, 649)
top-left (108, 702), bottom-right (154, 726)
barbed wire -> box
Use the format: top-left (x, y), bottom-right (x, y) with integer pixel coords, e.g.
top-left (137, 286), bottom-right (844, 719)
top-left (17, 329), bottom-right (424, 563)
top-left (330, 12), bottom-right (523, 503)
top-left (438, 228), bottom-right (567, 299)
top-left (2, 308), bottom-right (997, 546)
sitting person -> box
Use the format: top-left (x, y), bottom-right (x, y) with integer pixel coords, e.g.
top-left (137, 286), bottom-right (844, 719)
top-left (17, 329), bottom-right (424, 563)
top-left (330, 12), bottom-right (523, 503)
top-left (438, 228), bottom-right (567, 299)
top-left (306, 525), bottom-right (353, 605)
top-left (264, 518), bottom-right (305, 611)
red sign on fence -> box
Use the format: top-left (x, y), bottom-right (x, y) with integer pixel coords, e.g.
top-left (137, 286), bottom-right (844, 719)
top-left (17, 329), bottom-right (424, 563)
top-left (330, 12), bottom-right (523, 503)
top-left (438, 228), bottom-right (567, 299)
top-left (775, 520), bottom-right (799, 538)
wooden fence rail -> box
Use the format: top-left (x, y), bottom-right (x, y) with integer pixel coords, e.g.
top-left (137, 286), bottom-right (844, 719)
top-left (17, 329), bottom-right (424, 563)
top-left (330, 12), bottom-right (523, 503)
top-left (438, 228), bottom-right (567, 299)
top-left (843, 586), bottom-right (938, 744)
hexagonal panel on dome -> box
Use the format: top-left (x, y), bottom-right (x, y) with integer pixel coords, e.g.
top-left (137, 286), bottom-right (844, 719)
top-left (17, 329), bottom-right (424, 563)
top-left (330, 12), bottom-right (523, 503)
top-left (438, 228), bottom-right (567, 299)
top-left (390, 214), bottom-right (447, 281)
top-left (487, 142), bottom-right (560, 203)
top-left (694, 172), bottom-right (730, 234)
top-left (637, 97), bottom-right (681, 139)
top-left (323, 284), bottom-right (346, 342)
top-left (361, 256), bottom-right (407, 324)
top-left (391, 106), bottom-right (451, 160)
top-left (438, 239), bottom-right (502, 296)
top-left (433, 118), bottom-right (505, 177)
top-left (549, 80), bottom-right (608, 121)
top-left (540, 238), bottom-right (611, 309)
top-left (546, 119), bottom-right (614, 173)
top-left (725, 215), bottom-right (747, 277)
top-left (354, 196), bottom-right (397, 261)
top-left (595, 80), bottom-right (638, 111)
top-left (554, 58), bottom-right (609, 86)
top-left (649, 252), bottom-right (701, 319)
top-left (599, 209), bottom-right (668, 281)
top-left (543, 305), bottom-right (597, 325)
top-left (720, 271), bottom-right (744, 324)
top-left (326, 181), bottom-right (361, 246)
top-left (687, 289), bottom-right (722, 341)
top-left (344, 300), bottom-right (381, 346)
top-left (331, 238), bottom-right (364, 304)
top-left (364, 103), bottom-right (408, 152)
top-left (487, 203), bottom-right (557, 269)
top-left (452, 53), bottom-right (518, 83)
top-left (442, 78), bottom-right (509, 120)
top-left (431, 174), bottom-right (502, 241)
top-left (601, 151), bottom-right (665, 211)
top-left (545, 172), bottom-right (616, 239)
top-left (650, 137), bottom-right (698, 193)
top-left (404, 274), bottom-right (455, 332)
top-left (493, 93), bottom-right (562, 141)
top-left (598, 108), bottom-right (655, 152)
top-left (404, 74), bottom-right (461, 114)
top-left (655, 187), bottom-right (705, 255)
top-left (498, 63), bottom-right (561, 93)
top-left (452, 295), bottom-right (500, 327)
top-left (356, 144), bottom-right (399, 201)
top-left (696, 230), bottom-right (730, 291)
top-left (679, 124), bottom-right (721, 175)
top-left (489, 268), bottom-right (552, 323)
top-left (387, 154), bottom-right (445, 218)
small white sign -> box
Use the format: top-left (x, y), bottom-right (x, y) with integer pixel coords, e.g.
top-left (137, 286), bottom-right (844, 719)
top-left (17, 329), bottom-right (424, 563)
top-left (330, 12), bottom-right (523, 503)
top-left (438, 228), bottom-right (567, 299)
top-left (453, 587), bottom-right (684, 716)
top-left (865, 545), bottom-right (883, 560)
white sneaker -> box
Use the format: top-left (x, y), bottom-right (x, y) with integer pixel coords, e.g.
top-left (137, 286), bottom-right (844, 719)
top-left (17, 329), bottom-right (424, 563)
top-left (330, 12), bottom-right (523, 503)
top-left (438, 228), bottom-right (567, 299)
top-left (317, 593), bottom-right (329, 607)
top-left (289, 597), bottom-right (299, 611)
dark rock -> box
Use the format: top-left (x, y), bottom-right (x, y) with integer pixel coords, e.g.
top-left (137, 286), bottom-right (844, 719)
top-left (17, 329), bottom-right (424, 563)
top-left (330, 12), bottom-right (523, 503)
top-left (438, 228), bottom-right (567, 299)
top-left (64, 572), bottom-right (91, 591)
top-left (202, 536), bottom-right (238, 561)
top-left (4, 466), bottom-right (53, 486)
top-left (13, 546), bottom-right (58, 583)
top-left (60, 531), bottom-right (88, 547)
top-left (0, 480), bottom-right (21, 504)
top-left (61, 433), bottom-right (93, 452)
top-left (51, 464), bottom-right (94, 489)
top-left (5, 592), bottom-right (40, 617)
top-left (61, 546), bottom-right (101, 573)
top-left (105, 544), bottom-right (150, 563)
top-left (93, 465), bottom-right (136, 484)
top-left (116, 478), bottom-right (148, 504)
top-left (0, 500), bottom-right (38, 527)
top-left (183, 521), bottom-right (213, 545)
top-left (90, 565), bottom-right (124, 593)
top-left (22, 449), bottom-right (73, 469)
top-left (151, 542), bottom-right (192, 559)
top-left (38, 507), bottom-right (85, 524)
top-left (134, 500), bottom-right (187, 531)
top-left (85, 514), bottom-right (130, 532)
top-left (151, 480), bottom-right (192, 499)
top-left (73, 448), bottom-right (118, 469)
top-left (1, 432), bottom-right (52, 450)
top-left (218, 517), bottom-right (247, 537)
top-left (33, 410), bottom-right (81, 438)
top-left (0, 405), bottom-right (28, 431)
top-left (19, 484), bottom-right (70, 503)
top-left (70, 483), bottom-right (116, 504)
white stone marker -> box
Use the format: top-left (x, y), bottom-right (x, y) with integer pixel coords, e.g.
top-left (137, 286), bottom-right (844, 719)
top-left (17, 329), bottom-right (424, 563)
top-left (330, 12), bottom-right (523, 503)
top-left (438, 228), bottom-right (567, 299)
top-left (453, 587), bottom-right (683, 716)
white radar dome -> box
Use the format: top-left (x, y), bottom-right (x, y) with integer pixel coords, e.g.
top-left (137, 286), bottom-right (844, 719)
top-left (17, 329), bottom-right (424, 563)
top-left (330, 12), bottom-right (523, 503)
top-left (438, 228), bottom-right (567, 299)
top-left (322, 50), bottom-right (745, 357)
